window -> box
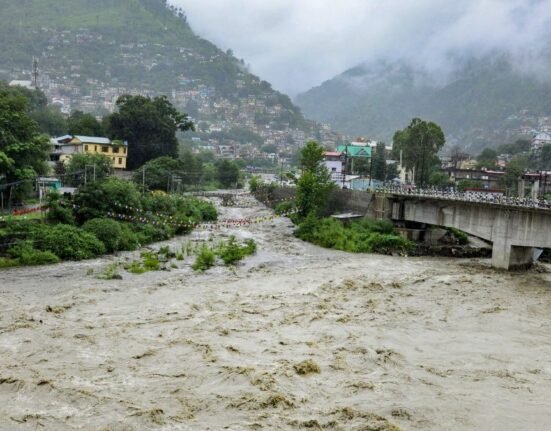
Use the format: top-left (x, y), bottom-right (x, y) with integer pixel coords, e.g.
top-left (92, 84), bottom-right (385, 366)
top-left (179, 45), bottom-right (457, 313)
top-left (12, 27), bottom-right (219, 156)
top-left (102, 146), bottom-right (109, 153)
top-left (84, 145), bottom-right (88, 152)
top-left (113, 147), bottom-right (119, 154)
top-left (94, 145), bottom-right (97, 152)
top-left (123, 148), bottom-right (127, 154)
top-left (119, 158), bottom-right (123, 165)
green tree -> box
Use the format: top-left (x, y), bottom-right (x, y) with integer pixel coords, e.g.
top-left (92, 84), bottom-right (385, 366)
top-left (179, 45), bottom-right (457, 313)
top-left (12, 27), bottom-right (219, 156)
top-left (180, 150), bottom-right (204, 186)
top-left (73, 177), bottom-right (142, 224)
top-left (216, 159), bottom-right (240, 188)
top-left (64, 153), bottom-right (113, 186)
top-left (1, 83), bottom-right (65, 136)
top-left (428, 171), bottom-right (451, 187)
top-left (105, 95), bottom-right (194, 169)
top-left (500, 155), bottom-right (528, 196)
top-left (497, 139), bottom-right (531, 155)
top-left (0, 83), bottom-right (50, 201)
top-left (539, 144), bottom-right (551, 171)
top-left (296, 141), bottom-right (334, 217)
top-left (392, 118), bottom-right (445, 186)
top-left (67, 110), bottom-right (104, 136)
top-left (133, 156), bottom-right (183, 192)
top-left (476, 148), bottom-right (498, 169)
top-left (372, 142), bottom-right (387, 181)
top-left (31, 107), bottom-right (67, 136)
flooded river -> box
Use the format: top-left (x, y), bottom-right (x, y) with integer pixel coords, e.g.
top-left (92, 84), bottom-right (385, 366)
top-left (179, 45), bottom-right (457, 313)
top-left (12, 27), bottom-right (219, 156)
top-left (0, 193), bottom-right (550, 430)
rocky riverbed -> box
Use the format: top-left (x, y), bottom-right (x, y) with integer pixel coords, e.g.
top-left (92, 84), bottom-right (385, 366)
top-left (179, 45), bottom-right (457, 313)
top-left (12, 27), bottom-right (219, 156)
top-left (0, 193), bottom-right (550, 430)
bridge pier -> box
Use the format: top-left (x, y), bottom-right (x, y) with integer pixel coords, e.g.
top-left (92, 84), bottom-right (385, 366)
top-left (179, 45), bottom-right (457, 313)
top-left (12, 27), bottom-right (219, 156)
top-left (386, 194), bottom-right (550, 271)
top-left (491, 240), bottom-right (534, 270)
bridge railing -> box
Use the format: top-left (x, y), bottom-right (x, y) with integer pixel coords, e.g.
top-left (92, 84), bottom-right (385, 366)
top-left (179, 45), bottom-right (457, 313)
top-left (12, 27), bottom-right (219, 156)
top-left (374, 186), bottom-right (551, 211)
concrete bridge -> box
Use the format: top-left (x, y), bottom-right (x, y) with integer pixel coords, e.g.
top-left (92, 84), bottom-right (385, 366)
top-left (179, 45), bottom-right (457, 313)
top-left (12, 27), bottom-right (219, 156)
top-left (375, 192), bottom-right (551, 269)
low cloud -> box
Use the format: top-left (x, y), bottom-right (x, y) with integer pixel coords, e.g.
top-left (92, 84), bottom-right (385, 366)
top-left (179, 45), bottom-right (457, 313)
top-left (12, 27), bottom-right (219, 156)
top-left (169, 0), bottom-right (551, 95)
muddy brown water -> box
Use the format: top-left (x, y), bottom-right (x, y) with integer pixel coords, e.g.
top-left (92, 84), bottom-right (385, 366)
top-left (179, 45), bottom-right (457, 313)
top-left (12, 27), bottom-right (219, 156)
top-left (1, 194), bottom-right (550, 430)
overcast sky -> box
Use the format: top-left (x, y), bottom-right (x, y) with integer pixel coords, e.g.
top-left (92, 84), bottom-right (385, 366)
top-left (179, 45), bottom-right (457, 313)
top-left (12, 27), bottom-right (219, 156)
top-left (169, 0), bottom-right (551, 96)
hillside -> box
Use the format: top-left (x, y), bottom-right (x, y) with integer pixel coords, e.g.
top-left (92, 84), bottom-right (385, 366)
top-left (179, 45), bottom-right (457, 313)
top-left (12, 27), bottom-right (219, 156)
top-left (296, 56), bottom-right (551, 153)
top-left (0, 0), bottom-right (340, 150)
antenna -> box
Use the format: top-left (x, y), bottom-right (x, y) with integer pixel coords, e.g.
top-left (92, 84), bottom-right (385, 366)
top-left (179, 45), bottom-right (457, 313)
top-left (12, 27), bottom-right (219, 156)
top-left (32, 57), bottom-right (39, 89)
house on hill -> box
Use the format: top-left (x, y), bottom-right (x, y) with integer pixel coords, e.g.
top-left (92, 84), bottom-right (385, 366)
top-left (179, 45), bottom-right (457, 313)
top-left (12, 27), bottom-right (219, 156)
top-left (50, 135), bottom-right (128, 169)
top-left (532, 132), bottom-right (551, 152)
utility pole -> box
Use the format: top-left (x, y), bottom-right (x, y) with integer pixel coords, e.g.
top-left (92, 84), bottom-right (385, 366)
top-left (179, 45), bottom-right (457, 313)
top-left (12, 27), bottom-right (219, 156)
top-left (279, 159), bottom-right (284, 186)
top-left (32, 57), bottom-right (39, 89)
top-left (369, 150), bottom-right (374, 187)
top-left (342, 145), bottom-right (348, 189)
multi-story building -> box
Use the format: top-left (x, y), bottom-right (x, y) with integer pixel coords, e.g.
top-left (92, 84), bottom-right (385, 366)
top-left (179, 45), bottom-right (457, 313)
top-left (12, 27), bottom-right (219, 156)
top-left (50, 135), bottom-right (128, 170)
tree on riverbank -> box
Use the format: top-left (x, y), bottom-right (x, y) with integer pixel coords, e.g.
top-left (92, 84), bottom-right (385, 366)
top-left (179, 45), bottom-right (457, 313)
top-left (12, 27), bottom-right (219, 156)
top-left (296, 140), bottom-right (334, 217)
top-left (105, 95), bottom-right (194, 169)
top-left (0, 83), bottom-right (50, 200)
top-left (392, 118), bottom-right (445, 186)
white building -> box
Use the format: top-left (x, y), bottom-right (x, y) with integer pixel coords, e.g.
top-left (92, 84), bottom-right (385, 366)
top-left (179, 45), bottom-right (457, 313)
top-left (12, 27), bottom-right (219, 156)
top-left (323, 151), bottom-right (344, 185)
top-left (532, 132), bottom-right (551, 151)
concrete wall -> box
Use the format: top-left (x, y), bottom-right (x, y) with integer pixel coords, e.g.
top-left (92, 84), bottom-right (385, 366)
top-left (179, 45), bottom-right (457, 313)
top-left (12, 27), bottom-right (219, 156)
top-left (325, 189), bottom-right (373, 216)
top-left (254, 185), bottom-right (374, 216)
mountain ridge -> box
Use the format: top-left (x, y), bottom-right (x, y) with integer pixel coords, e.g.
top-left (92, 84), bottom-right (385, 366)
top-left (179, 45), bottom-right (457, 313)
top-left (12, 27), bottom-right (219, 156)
top-left (0, 0), bottom-right (342, 150)
top-left (296, 55), bottom-right (551, 152)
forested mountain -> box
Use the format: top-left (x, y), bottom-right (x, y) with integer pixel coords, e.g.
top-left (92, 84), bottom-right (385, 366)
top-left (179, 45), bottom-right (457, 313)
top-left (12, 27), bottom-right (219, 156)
top-left (0, 0), bottom-right (331, 146)
top-left (296, 55), bottom-right (551, 152)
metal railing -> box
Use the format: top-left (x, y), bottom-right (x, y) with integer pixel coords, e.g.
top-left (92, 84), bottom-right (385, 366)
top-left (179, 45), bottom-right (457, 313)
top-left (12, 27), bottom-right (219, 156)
top-left (375, 186), bottom-right (551, 210)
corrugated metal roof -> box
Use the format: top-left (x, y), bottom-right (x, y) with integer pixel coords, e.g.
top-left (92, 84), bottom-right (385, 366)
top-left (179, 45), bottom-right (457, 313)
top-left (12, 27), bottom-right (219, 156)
top-left (73, 136), bottom-right (112, 145)
top-left (337, 145), bottom-right (372, 158)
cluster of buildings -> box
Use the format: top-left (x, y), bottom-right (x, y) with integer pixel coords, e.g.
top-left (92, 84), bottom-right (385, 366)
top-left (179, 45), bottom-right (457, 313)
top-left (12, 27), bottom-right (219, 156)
top-left (323, 139), bottom-right (396, 189)
top-left (3, 26), bottom-right (341, 159)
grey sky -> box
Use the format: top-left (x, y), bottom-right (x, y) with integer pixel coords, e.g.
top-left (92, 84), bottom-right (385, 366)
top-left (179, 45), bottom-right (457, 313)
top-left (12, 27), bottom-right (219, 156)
top-left (169, 0), bottom-right (551, 96)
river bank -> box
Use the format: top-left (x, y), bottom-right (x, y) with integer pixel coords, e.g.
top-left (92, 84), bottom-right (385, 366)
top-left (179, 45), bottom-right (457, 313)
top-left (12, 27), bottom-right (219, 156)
top-left (0, 192), bottom-right (550, 430)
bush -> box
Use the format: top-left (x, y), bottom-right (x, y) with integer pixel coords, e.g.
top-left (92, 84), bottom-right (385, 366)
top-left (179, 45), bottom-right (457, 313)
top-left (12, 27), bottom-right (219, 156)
top-left (194, 199), bottom-right (218, 221)
top-left (73, 177), bottom-right (142, 224)
top-left (192, 245), bottom-right (216, 272)
top-left (364, 233), bottom-right (414, 255)
top-left (131, 223), bottom-right (173, 245)
top-left (141, 251), bottom-right (161, 271)
top-left (8, 241), bottom-right (60, 266)
top-left (448, 227), bottom-right (469, 245)
top-left (275, 200), bottom-right (295, 215)
top-left (249, 175), bottom-right (261, 192)
top-left (119, 223), bottom-right (139, 251)
top-left (46, 193), bottom-right (75, 225)
top-left (33, 224), bottom-right (105, 260)
top-left (0, 257), bottom-right (20, 268)
top-left (216, 236), bottom-right (257, 265)
top-left (83, 218), bottom-right (123, 253)
top-left (295, 215), bottom-right (414, 255)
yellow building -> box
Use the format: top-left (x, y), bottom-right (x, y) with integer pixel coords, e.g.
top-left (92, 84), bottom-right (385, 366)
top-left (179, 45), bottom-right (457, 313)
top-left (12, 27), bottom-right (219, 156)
top-left (70, 136), bottom-right (128, 170)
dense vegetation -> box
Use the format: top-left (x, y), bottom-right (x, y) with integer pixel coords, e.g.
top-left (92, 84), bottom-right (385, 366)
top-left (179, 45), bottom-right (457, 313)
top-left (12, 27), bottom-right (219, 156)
top-left (295, 215), bottom-right (414, 255)
top-left (132, 154), bottom-right (242, 192)
top-left (105, 95), bottom-right (194, 169)
top-left (258, 140), bottom-right (413, 256)
top-left (0, 83), bottom-right (51, 200)
top-left (0, 177), bottom-right (217, 267)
